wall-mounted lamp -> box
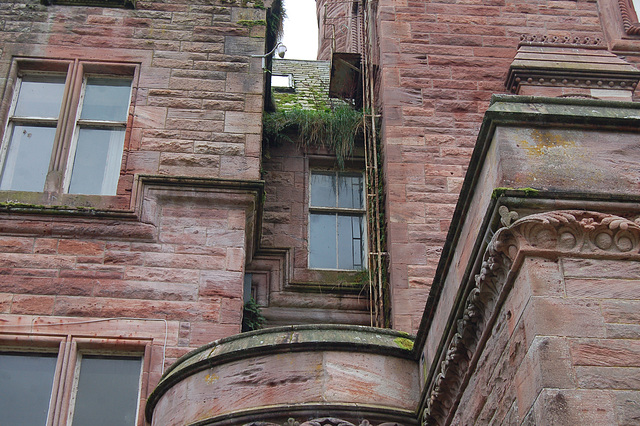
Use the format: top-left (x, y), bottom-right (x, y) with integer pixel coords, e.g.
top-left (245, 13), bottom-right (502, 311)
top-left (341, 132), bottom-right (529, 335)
top-left (251, 42), bottom-right (287, 71)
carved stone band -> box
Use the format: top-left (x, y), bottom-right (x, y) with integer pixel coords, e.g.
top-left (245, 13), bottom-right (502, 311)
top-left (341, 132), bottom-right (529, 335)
top-left (422, 210), bottom-right (640, 425)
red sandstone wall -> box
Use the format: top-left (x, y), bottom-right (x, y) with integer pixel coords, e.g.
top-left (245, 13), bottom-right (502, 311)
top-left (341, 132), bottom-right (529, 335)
top-left (316, 0), bottom-right (362, 60)
top-left (452, 256), bottom-right (640, 424)
top-left (251, 140), bottom-right (370, 326)
top-left (374, 0), bottom-right (609, 332)
top-left (0, 0), bottom-right (265, 209)
top-left (0, 3), bottom-right (268, 415)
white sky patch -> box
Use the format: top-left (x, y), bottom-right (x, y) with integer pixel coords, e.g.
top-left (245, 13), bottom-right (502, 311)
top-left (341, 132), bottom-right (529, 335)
top-left (280, 0), bottom-right (319, 60)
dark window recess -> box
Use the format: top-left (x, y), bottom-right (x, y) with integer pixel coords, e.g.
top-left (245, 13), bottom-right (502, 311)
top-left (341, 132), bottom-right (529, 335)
top-left (41, 0), bottom-right (136, 9)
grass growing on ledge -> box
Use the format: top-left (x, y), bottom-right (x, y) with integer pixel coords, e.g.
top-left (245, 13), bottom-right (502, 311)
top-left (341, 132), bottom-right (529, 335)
top-left (262, 106), bottom-right (364, 168)
top-left (242, 298), bottom-right (266, 332)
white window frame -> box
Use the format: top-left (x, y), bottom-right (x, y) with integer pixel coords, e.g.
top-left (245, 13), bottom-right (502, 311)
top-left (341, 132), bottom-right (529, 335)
top-left (0, 59), bottom-right (136, 196)
top-left (63, 75), bottom-right (133, 195)
top-left (271, 73), bottom-right (294, 90)
top-left (308, 169), bottom-right (367, 270)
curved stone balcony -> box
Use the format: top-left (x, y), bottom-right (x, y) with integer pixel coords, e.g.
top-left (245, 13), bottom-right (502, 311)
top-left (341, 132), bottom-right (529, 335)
top-left (145, 325), bottom-right (419, 426)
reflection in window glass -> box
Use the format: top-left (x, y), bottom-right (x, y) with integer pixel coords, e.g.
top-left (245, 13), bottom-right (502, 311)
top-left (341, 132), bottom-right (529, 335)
top-left (14, 76), bottom-right (66, 119)
top-left (0, 352), bottom-right (57, 425)
top-left (71, 355), bottom-right (141, 426)
top-left (310, 173), bottom-right (336, 207)
top-left (309, 171), bottom-right (365, 270)
top-left (310, 213), bottom-right (337, 269)
top-left (337, 174), bottom-right (363, 208)
top-left (0, 125), bottom-right (56, 191)
top-left (338, 215), bottom-right (364, 270)
top-left (68, 128), bottom-right (125, 195)
top-left (81, 78), bottom-right (132, 122)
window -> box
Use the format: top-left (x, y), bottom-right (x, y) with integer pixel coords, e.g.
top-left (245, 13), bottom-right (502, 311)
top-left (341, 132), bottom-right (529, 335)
top-left (0, 341), bottom-right (144, 425)
top-left (0, 352), bottom-right (58, 425)
top-left (70, 355), bottom-right (142, 425)
top-left (0, 61), bottom-right (134, 196)
top-left (309, 171), bottom-right (366, 270)
top-left (271, 74), bottom-right (294, 90)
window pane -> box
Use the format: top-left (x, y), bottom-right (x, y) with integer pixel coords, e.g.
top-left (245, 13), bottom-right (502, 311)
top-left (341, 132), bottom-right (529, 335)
top-left (80, 78), bottom-right (131, 122)
top-left (271, 74), bottom-right (293, 88)
top-left (14, 76), bottom-right (66, 119)
top-left (68, 127), bottom-right (125, 195)
top-left (338, 174), bottom-right (363, 208)
top-left (309, 213), bottom-right (336, 268)
top-left (71, 355), bottom-right (141, 426)
top-left (338, 214), bottom-right (364, 270)
top-left (0, 125), bottom-right (55, 191)
top-left (310, 173), bottom-right (336, 207)
top-left (0, 352), bottom-right (57, 425)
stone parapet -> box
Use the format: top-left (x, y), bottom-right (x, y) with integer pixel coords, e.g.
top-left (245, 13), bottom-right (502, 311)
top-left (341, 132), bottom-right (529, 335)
top-left (145, 324), bottom-right (419, 425)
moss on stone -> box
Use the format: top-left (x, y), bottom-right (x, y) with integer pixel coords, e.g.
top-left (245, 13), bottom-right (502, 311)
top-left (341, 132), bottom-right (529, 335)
top-left (237, 19), bottom-right (266, 27)
top-left (491, 187), bottom-right (540, 200)
top-left (394, 337), bottom-right (414, 351)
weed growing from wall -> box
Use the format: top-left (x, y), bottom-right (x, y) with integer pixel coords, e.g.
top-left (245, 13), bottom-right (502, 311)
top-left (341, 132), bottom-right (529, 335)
top-left (262, 105), bottom-right (364, 168)
top-left (242, 298), bottom-right (266, 332)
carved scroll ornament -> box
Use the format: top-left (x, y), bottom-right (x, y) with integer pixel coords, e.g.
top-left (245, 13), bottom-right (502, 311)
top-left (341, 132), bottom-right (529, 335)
top-left (618, 0), bottom-right (640, 35)
top-left (422, 211), bottom-right (640, 425)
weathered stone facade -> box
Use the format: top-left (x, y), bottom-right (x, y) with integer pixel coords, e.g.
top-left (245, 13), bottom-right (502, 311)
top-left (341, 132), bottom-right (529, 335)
top-left (2, 0), bottom-right (640, 425)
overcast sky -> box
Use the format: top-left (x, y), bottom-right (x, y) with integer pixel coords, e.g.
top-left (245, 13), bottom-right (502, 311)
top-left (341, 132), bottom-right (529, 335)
top-left (280, 0), bottom-right (318, 60)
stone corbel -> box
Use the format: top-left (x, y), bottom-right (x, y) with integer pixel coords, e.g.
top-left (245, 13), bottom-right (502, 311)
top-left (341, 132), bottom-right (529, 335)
top-left (422, 210), bottom-right (640, 425)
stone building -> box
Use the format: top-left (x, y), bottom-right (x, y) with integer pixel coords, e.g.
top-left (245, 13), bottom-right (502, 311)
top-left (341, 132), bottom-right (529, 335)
top-left (1, 0), bottom-right (640, 425)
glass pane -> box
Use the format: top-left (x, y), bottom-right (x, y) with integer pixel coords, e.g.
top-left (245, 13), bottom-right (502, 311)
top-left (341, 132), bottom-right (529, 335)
top-left (310, 173), bottom-right (336, 207)
top-left (68, 127), bottom-right (125, 195)
top-left (338, 215), bottom-right (364, 270)
top-left (80, 78), bottom-right (131, 122)
top-left (0, 125), bottom-right (55, 191)
top-left (271, 74), bottom-right (292, 88)
top-left (14, 76), bottom-right (66, 119)
top-left (338, 174), bottom-right (363, 208)
top-left (0, 352), bottom-right (57, 425)
top-left (71, 355), bottom-right (141, 426)
top-left (309, 213), bottom-right (336, 268)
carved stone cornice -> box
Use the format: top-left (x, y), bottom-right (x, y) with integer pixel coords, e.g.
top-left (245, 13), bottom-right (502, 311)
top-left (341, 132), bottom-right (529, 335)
top-left (519, 34), bottom-right (603, 46)
top-left (618, 0), bottom-right (640, 35)
top-left (495, 210), bottom-right (640, 258)
top-left (505, 44), bottom-right (640, 95)
top-left (422, 211), bottom-right (640, 425)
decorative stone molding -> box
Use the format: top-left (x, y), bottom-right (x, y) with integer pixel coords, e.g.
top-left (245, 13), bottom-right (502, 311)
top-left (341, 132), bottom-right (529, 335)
top-left (498, 205), bottom-right (518, 227)
top-left (497, 210), bottom-right (640, 257)
top-left (421, 211), bottom-right (640, 425)
top-left (505, 45), bottom-right (640, 96)
top-left (519, 34), bottom-right (603, 46)
top-left (618, 0), bottom-right (640, 35)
